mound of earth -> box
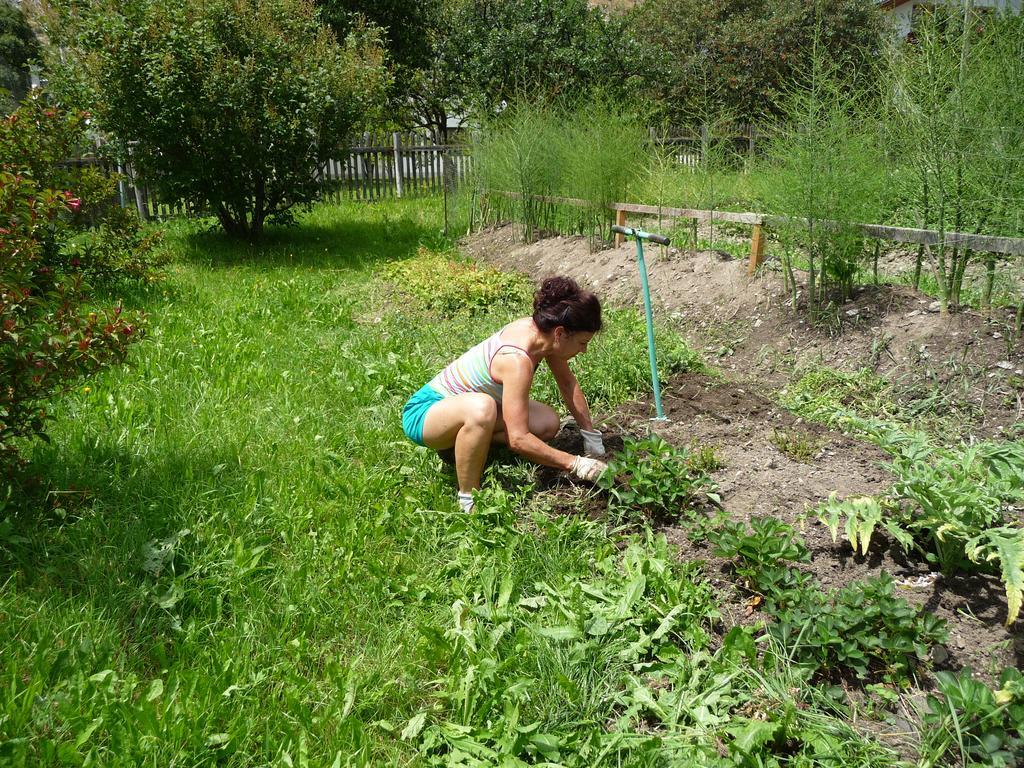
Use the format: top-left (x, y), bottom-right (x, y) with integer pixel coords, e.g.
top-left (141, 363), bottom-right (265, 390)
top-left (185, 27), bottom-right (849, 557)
top-left (464, 224), bottom-right (1024, 439)
top-left (464, 223), bottom-right (1024, 691)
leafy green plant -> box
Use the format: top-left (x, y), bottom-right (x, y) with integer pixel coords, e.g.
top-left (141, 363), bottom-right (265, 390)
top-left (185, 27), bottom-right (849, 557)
top-left (599, 435), bottom-right (720, 522)
top-left (64, 206), bottom-right (168, 283)
top-left (770, 575), bottom-right (947, 684)
top-left (0, 172), bottom-right (143, 473)
top-left (816, 429), bottom-right (1024, 624)
top-left (817, 494), bottom-right (911, 557)
top-left (414, 532), bottom-right (718, 766)
top-left (709, 516), bottom-right (815, 612)
top-left (710, 516), bottom-right (810, 572)
top-left (920, 667), bottom-right (1024, 768)
top-left (382, 247), bottom-right (530, 316)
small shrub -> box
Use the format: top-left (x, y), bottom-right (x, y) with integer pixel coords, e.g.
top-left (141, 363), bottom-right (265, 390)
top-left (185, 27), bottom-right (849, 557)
top-left (64, 206), bottom-right (169, 283)
top-left (0, 174), bottom-right (143, 471)
top-left (0, 94), bottom-right (166, 285)
top-left (921, 667), bottom-right (1024, 768)
top-left (45, 0), bottom-right (390, 241)
top-left (382, 248), bottom-right (530, 316)
top-left (599, 435), bottom-right (720, 522)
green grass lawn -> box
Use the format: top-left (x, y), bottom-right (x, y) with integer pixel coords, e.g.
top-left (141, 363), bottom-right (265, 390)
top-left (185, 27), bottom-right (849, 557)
top-left (2, 198), bottom-right (918, 766)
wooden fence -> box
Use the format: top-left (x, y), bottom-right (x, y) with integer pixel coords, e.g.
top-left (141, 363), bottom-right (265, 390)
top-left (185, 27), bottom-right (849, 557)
top-left (320, 131), bottom-right (472, 202)
top-left (79, 131), bottom-right (473, 221)
top-left (612, 202), bottom-right (1024, 276)
top-left (488, 191), bottom-right (1024, 278)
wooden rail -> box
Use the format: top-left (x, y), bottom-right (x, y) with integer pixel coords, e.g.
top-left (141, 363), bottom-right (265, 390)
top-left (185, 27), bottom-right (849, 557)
top-left (492, 192), bottom-right (1024, 277)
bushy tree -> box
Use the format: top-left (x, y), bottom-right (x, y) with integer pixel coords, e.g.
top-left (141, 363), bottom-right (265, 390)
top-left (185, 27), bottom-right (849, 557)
top-left (324, 0), bottom-right (649, 139)
top-left (0, 98), bottom-right (143, 472)
top-left (0, 2), bottom-right (40, 110)
top-left (318, 0), bottom-right (464, 138)
top-left (631, 0), bottom-right (885, 123)
top-left (42, 0), bottom-right (389, 241)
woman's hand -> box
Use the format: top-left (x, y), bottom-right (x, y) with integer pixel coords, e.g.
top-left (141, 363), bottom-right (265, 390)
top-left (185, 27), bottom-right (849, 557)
top-left (570, 456), bottom-right (608, 482)
top-left (580, 428), bottom-right (605, 457)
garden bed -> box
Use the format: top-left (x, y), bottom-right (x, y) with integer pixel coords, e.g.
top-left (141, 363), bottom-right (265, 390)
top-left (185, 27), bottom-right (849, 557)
top-left (465, 223), bottom-right (1024, 692)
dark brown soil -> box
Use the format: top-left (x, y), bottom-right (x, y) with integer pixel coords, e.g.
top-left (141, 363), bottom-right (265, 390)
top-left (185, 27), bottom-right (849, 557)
top-left (465, 223), bottom-right (1024, 688)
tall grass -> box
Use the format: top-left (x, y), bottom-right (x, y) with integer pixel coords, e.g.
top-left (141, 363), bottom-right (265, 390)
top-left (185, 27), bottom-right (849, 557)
top-left (644, 112), bottom-right (749, 251)
top-left (471, 96), bottom-right (649, 247)
top-left (753, 34), bottom-right (888, 316)
top-left (883, 10), bottom-right (1024, 313)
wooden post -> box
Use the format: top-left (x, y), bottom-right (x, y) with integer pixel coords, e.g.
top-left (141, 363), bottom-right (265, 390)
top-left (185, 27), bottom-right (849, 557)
top-left (614, 208), bottom-right (627, 247)
top-left (748, 223), bottom-right (766, 276)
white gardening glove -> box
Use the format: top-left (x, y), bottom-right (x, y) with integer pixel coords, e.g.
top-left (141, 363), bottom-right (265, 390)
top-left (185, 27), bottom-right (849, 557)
top-left (570, 455), bottom-right (608, 483)
top-left (580, 428), bottom-right (606, 457)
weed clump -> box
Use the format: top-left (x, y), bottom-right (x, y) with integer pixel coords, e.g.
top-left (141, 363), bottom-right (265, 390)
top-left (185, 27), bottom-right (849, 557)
top-left (382, 247), bottom-right (531, 316)
top-left (769, 427), bottom-right (823, 463)
top-left (779, 366), bottom-right (891, 425)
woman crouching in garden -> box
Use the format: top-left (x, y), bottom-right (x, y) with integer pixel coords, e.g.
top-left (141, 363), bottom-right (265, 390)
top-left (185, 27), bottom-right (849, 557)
top-left (402, 276), bottom-right (609, 512)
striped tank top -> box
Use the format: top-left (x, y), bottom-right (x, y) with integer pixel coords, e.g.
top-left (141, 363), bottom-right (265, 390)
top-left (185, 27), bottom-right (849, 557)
top-left (427, 327), bottom-right (533, 401)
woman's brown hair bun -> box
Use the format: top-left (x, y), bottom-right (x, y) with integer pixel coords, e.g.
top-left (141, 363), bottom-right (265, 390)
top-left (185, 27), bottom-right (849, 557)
top-left (533, 276), bottom-right (602, 333)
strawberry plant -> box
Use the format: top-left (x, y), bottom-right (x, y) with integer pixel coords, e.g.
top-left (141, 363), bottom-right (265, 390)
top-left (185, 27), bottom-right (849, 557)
top-left (920, 667), bottom-right (1024, 768)
top-left (709, 516), bottom-right (815, 611)
top-left (599, 435), bottom-right (720, 522)
top-left (770, 574), bottom-right (947, 684)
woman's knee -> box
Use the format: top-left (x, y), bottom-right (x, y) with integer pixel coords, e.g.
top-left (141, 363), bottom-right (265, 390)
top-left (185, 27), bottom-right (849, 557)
top-left (465, 395), bottom-right (498, 429)
top-left (531, 403), bottom-right (560, 441)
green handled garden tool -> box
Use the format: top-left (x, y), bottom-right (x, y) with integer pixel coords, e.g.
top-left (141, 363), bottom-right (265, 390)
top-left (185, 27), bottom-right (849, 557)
top-left (611, 224), bottom-right (670, 421)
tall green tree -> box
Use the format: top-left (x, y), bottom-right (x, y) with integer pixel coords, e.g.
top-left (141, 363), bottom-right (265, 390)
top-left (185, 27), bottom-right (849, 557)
top-left (439, 0), bottom-right (643, 118)
top-left (0, 2), bottom-right (40, 109)
top-left (318, 0), bottom-right (465, 139)
top-left (41, 0), bottom-right (389, 241)
top-left (631, 0), bottom-right (885, 123)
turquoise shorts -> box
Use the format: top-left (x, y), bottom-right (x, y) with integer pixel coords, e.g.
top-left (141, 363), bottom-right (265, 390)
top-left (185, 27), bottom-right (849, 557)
top-left (402, 383), bottom-right (445, 446)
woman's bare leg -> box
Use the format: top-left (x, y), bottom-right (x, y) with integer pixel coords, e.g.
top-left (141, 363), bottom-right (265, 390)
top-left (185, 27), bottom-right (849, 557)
top-left (420, 393), bottom-right (498, 492)
top-left (492, 400), bottom-right (560, 444)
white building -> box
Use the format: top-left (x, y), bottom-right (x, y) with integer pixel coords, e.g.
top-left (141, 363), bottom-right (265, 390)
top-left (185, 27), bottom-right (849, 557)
top-left (879, 0), bottom-right (1022, 38)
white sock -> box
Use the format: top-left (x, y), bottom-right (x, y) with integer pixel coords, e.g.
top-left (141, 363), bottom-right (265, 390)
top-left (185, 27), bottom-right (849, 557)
top-left (457, 491), bottom-right (475, 512)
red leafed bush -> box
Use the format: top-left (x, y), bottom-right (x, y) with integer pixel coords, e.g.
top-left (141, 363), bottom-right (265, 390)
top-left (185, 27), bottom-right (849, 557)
top-left (0, 171), bottom-right (143, 469)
